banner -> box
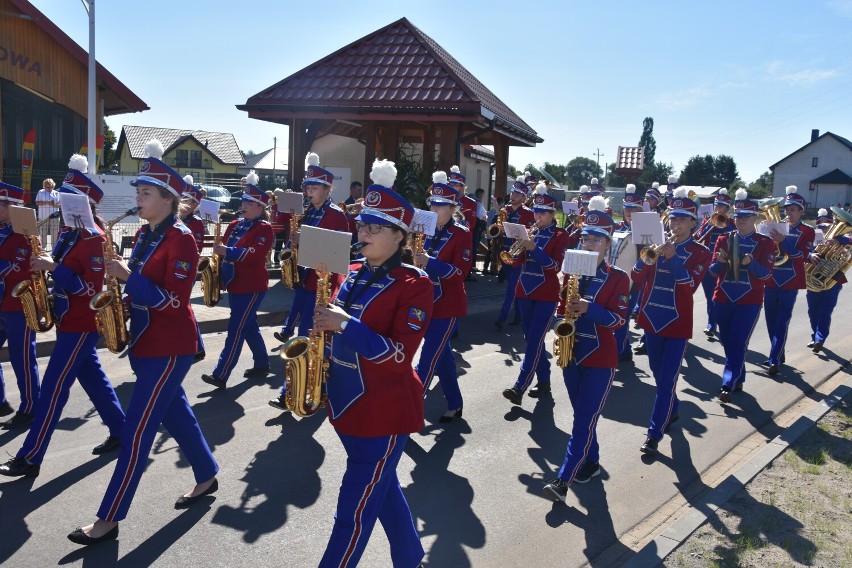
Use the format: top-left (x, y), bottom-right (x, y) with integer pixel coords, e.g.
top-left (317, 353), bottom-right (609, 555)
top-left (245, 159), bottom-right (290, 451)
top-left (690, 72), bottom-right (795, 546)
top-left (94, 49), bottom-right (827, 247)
top-left (79, 135), bottom-right (105, 171)
top-left (21, 128), bottom-right (36, 203)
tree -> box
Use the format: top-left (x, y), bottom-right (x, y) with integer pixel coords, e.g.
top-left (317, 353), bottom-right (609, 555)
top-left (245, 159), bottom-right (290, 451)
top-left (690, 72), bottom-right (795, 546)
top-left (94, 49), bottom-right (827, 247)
top-left (102, 120), bottom-right (116, 170)
top-left (680, 154), bottom-right (739, 188)
top-left (507, 164), bottom-right (521, 178)
top-left (638, 117), bottom-right (656, 166)
top-left (565, 157), bottom-right (602, 190)
top-left (747, 170), bottom-right (774, 199)
top-left (638, 161), bottom-right (675, 191)
top-left (713, 154), bottom-right (739, 188)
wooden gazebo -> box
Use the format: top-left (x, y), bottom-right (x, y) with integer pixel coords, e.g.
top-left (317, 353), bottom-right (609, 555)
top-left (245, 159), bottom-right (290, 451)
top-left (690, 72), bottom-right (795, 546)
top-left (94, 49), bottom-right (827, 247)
top-left (236, 17), bottom-right (541, 195)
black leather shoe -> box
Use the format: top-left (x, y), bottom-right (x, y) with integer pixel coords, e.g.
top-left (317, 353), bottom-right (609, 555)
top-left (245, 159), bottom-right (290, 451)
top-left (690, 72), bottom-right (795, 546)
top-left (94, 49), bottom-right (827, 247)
top-left (438, 408), bottom-right (463, 423)
top-left (0, 400), bottom-right (13, 417)
top-left (806, 340), bottom-right (816, 348)
top-left (268, 395), bottom-right (289, 411)
top-left (201, 374), bottom-right (226, 390)
top-left (719, 388), bottom-right (732, 403)
top-left (767, 364), bottom-right (780, 376)
top-left (0, 457), bottom-right (40, 478)
top-left (664, 414), bottom-right (680, 434)
top-left (67, 524), bottom-right (119, 546)
top-left (92, 436), bottom-right (121, 455)
top-left (193, 351), bottom-right (206, 363)
top-left (759, 359), bottom-right (771, 368)
top-left (528, 385), bottom-right (551, 398)
top-left (175, 478), bottom-right (218, 509)
top-left (243, 367), bottom-right (271, 379)
top-left (274, 330), bottom-right (294, 343)
top-left (640, 437), bottom-right (658, 454)
top-left (493, 320), bottom-right (504, 330)
top-left (543, 478), bottom-right (569, 502)
top-left (703, 326), bottom-right (715, 338)
top-left (812, 342), bottom-right (824, 354)
top-left (633, 343), bottom-right (647, 355)
top-left (1, 411), bottom-right (33, 430)
top-left (502, 387), bottom-right (523, 405)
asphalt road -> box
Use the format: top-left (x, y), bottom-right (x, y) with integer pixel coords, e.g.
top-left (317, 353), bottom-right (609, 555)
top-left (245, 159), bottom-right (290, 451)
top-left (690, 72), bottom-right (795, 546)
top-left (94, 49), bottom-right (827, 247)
top-left (0, 280), bottom-right (849, 567)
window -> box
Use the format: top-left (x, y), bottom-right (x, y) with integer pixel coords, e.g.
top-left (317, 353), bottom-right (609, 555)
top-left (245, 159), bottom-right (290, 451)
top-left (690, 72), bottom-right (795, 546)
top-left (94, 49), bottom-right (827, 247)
top-left (190, 150), bottom-right (202, 168)
top-left (812, 157), bottom-right (818, 167)
top-left (175, 149), bottom-right (188, 167)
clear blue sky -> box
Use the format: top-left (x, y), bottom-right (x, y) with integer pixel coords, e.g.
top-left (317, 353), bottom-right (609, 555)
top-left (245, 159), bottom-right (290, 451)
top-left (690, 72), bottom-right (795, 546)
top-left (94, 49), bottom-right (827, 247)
top-left (32, 0), bottom-right (852, 183)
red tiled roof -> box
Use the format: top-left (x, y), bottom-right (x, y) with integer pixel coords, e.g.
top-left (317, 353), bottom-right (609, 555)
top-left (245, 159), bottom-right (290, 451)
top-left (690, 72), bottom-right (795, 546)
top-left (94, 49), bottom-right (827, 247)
top-left (240, 18), bottom-right (540, 145)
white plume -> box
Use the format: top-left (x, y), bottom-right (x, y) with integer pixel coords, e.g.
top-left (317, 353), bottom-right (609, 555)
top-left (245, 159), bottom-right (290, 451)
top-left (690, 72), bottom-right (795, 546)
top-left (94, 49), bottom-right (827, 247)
top-left (144, 139), bottom-right (164, 159)
top-left (68, 154), bottom-right (88, 172)
top-left (533, 182), bottom-right (548, 195)
top-left (450, 165), bottom-right (461, 174)
top-left (668, 175), bottom-right (678, 183)
top-left (524, 170), bottom-right (531, 178)
top-left (590, 177), bottom-right (599, 185)
top-left (719, 188), bottom-right (728, 195)
top-left (818, 208), bottom-right (828, 216)
top-left (183, 174), bottom-right (194, 185)
top-left (516, 174), bottom-right (526, 183)
top-left (246, 170), bottom-right (259, 186)
top-left (579, 185), bottom-right (590, 192)
top-left (626, 184), bottom-right (636, 193)
top-left (370, 159), bottom-right (397, 188)
top-left (785, 185), bottom-right (797, 195)
top-left (305, 152), bottom-right (320, 168)
top-left (432, 170), bottom-right (448, 185)
top-left (651, 181), bottom-right (660, 189)
top-left (588, 195), bottom-right (608, 212)
top-left (735, 188), bottom-right (748, 200)
top-left (674, 187), bottom-right (688, 199)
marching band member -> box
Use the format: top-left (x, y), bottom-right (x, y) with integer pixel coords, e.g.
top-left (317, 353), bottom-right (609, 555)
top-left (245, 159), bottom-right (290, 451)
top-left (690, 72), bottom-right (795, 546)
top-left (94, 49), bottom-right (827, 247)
top-left (543, 199), bottom-right (629, 500)
top-left (564, 184), bottom-right (599, 250)
top-left (693, 189), bottom-right (734, 338)
top-left (502, 184), bottom-right (570, 403)
top-left (0, 181), bottom-right (39, 427)
top-left (274, 153), bottom-right (348, 343)
top-left (201, 171), bottom-right (273, 388)
top-left (449, 165), bottom-right (479, 280)
top-left (179, 175), bottom-right (207, 361)
top-left (69, 141), bottom-right (218, 546)
top-left (663, 175), bottom-right (679, 207)
top-left (632, 183), bottom-right (665, 357)
top-left (708, 189), bottom-right (776, 402)
top-left (268, 190), bottom-right (291, 266)
top-left (311, 160), bottom-right (432, 567)
top-left (414, 171), bottom-right (472, 422)
top-left (762, 186), bottom-right (815, 375)
top-left (0, 156), bottom-right (125, 477)
top-left (614, 184), bottom-right (644, 362)
top-left (633, 189), bottom-right (710, 455)
top-left (494, 176), bottom-right (535, 329)
top-left (806, 209), bottom-right (849, 353)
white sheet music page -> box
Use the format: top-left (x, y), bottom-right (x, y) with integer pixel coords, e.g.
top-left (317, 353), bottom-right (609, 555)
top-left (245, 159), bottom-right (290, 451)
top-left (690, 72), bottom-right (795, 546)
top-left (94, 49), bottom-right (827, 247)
top-left (502, 222), bottom-right (529, 240)
top-left (630, 212), bottom-right (665, 246)
top-left (410, 209), bottom-right (438, 236)
top-left (562, 249), bottom-right (599, 276)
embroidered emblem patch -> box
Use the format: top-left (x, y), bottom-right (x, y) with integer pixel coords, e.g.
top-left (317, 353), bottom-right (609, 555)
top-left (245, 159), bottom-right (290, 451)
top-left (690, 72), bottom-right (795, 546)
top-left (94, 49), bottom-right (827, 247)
top-left (407, 307), bottom-right (426, 331)
top-left (90, 256), bottom-right (104, 271)
top-left (174, 260), bottom-right (191, 279)
top-left (258, 236), bottom-right (267, 245)
top-left (617, 294), bottom-right (629, 311)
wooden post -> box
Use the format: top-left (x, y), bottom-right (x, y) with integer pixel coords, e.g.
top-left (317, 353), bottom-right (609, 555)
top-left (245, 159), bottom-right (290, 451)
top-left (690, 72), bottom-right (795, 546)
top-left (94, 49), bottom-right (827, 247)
top-left (363, 122), bottom-right (376, 180)
top-left (438, 123), bottom-right (456, 172)
top-left (494, 137), bottom-right (509, 198)
top-left (423, 124), bottom-right (435, 173)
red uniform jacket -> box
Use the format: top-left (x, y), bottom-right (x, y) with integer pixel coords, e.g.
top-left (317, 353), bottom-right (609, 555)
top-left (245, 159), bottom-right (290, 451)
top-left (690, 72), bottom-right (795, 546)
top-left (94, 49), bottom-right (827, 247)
top-left (297, 199), bottom-right (349, 292)
top-left (423, 220), bottom-right (472, 319)
top-left (270, 204), bottom-right (291, 239)
top-left (180, 213), bottom-right (206, 254)
top-left (767, 221), bottom-right (815, 290)
top-left (327, 259), bottom-right (433, 437)
top-left (220, 217), bottom-right (273, 294)
top-left (633, 238), bottom-right (711, 338)
top-left (125, 221), bottom-right (200, 357)
top-left (459, 194), bottom-right (479, 233)
top-left (710, 231), bottom-right (776, 304)
top-left (513, 223), bottom-right (570, 302)
top-left (50, 227), bottom-right (106, 333)
top-left (0, 225), bottom-right (33, 312)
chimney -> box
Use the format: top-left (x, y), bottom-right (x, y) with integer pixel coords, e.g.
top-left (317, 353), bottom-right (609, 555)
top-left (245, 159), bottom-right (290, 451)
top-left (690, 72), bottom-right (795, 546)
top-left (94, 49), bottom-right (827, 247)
top-left (811, 129), bottom-right (820, 142)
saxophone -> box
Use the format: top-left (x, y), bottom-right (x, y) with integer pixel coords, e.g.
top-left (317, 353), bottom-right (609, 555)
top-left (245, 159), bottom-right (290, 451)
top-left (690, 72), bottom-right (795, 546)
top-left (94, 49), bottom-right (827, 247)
top-left (552, 275), bottom-right (579, 368)
top-left (279, 270), bottom-right (331, 416)
top-left (487, 208), bottom-right (506, 268)
top-left (198, 218), bottom-right (221, 307)
top-left (89, 208), bottom-right (138, 353)
top-left (279, 214), bottom-right (302, 289)
top-left (12, 214), bottom-right (59, 332)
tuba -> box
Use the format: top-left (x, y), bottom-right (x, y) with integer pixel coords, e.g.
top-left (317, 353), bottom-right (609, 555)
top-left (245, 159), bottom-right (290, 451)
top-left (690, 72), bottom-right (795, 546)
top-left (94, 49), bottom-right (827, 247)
top-left (805, 206), bottom-right (852, 292)
top-left (552, 275), bottom-right (579, 368)
top-left (759, 197), bottom-right (788, 267)
top-left (279, 270), bottom-right (331, 416)
top-left (89, 208), bottom-right (139, 353)
top-left (279, 213), bottom-right (302, 289)
top-left (12, 213), bottom-right (60, 333)
top-left (198, 217), bottom-right (222, 307)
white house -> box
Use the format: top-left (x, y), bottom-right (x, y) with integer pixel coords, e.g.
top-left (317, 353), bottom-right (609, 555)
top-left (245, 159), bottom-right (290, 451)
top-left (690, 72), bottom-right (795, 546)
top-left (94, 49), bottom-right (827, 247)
top-left (769, 130), bottom-right (852, 210)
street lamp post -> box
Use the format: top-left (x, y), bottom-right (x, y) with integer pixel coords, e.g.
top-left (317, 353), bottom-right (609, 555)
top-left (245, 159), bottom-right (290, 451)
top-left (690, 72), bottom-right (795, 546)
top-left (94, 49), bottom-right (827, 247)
top-left (81, 0), bottom-right (96, 175)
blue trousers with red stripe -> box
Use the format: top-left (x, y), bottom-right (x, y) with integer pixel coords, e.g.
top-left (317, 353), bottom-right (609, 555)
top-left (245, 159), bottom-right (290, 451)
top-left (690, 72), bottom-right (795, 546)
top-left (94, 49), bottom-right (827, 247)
top-left (716, 302), bottom-right (762, 390)
top-left (806, 285), bottom-right (842, 343)
top-left (498, 265), bottom-right (521, 322)
top-left (557, 365), bottom-right (615, 482)
top-left (416, 316), bottom-right (462, 411)
top-left (0, 311), bottom-right (39, 413)
top-left (645, 334), bottom-right (687, 442)
top-left (97, 354), bottom-right (218, 522)
top-left (700, 271), bottom-right (718, 331)
top-left (512, 299), bottom-right (556, 393)
top-left (213, 291), bottom-right (268, 382)
top-left (615, 287), bottom-right (641, 356)
top-left (17, 331), bottom-right (124, 464)
top-left (320, 432), bottom-right (423, 568)
top-left (282, 287), bottom-right (315, 336)
top-left (764, 287), bottom-right (798, 366)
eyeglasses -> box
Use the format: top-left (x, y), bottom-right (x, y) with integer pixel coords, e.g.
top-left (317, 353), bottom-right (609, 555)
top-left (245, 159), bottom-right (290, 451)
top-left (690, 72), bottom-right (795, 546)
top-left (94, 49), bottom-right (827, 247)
top-left (580, 236), bottom-right (607, 246)
top-left (355, 222), bottom-right (388, 235)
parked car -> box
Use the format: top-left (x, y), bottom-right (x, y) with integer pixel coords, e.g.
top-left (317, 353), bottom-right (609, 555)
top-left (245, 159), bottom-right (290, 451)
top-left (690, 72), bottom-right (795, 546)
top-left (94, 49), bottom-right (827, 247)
top-left (199, 184), bottom-right (231, 205)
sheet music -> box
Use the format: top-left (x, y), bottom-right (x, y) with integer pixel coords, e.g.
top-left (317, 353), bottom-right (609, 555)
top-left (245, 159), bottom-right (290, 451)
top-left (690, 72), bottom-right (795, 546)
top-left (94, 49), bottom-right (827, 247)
top-left (697, 204), bottom-right (714, 218)
top-left (757, 221), bottom-right (789, 237)
top-left (562, 249), bottom-right (599, 276)
top-left (562, 201), bottom-right (579, 214)
top-left (278, 191), bottom-right (305, 215)
top-left (814, 228), bottom-right (825, 245)
top-left (57, 193), bottom-right (97, 231)
top-left (502, 222), bottom-right (530, 240)
top-left (297, 225), bottom-right (352, 275)
top-left (199, 198), bottom-right (221, 223)
top-left (410, 209), bottom-right (438, 236)
top-left (9, 205), bottom-right (37, 236)
top-left (631, 212), bottom-right (665, 245)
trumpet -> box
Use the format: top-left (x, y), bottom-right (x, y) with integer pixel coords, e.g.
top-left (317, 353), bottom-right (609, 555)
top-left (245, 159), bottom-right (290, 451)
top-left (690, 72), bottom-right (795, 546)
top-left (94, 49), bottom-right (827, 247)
top-left (640, 232), bottom-right (674, 265)
top-left (501, 222), bottom-right (540, 264)
top-left (337, 200), bottom-right (363, 214)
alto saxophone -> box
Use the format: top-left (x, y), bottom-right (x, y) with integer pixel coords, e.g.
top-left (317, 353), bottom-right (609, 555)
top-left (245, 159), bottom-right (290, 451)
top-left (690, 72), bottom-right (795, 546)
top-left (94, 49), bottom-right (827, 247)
top-left (198, 218), bottom-right (221, 307)
top-left (552, 275), bottom-right (579, 368)
top-left (487, 208), bottom-right (506, 268)
top-left (279, 213), bottom-right (302, 289)
top-left (89, 208), bottom-right (138, 353)
top-left (279, 270), bottom-right (331, 416)
top-left (12, 213), bottom-right (59, 332)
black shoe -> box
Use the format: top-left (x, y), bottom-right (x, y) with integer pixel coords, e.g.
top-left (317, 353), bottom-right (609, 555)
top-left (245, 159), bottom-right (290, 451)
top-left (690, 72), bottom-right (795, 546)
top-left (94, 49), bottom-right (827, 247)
top-left (767, 364), bottom-right (780, 376)
top-left (243, 367), bottom-right (272, 379)
top-left (664, 414), bottom-right (680, 434)
top-left (812, 342), bottom-right (824, 354)
top-left (67, 524), bottom-right (119, 546)
top-left (438, 408), bottom-right (463, 423)
top-left (1, 412), bottom-right (33, 430)
top-left (807, 340), bottom-right (816, 348)
top-left (493, 320), bottom-right (504, 330)
top-left (0, 401), bottom-right (13, 417)
top-left (92, 436), bottom-right (121, 455)
top-left (719, 388), bottom-right (732, 403)
top-left (274, 330), bottom-right (294, 343)
top-left (759, 359), bottom-right (772, 368)
top-left (0, 457), bottom-right (40, 478)
top-left (640, 437), bottom-right (659, 455)
top-left (268, 395), bottom-right (289, 411)
top-left (201, 374), bottom-right (226, 390)
top-left (193, 351), bottom-right (206, 363)
top-left (175, 478), bottom-right (219, 509)
top-left (528, 385), bottom-right (551, 398)
top-left (543, 478), bottom-right (569, 502)
top-left (573, 461), bottom-right (601, 484)
top-left (502, 387), bottom-right (522, 405)
top-left (703, 326), bottom-right (715, 338)
top-left (633, 343), bottom-right (647, 355)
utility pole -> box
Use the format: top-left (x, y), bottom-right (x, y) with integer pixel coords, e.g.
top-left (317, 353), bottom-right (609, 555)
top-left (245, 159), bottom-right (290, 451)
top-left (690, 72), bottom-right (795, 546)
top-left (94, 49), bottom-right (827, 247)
top-left (592, 148), bottom-right (604, 175)
top-left (272, 137), bottom-right (277, 188)
top-left (82, 0), bottom-right (96, 174)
